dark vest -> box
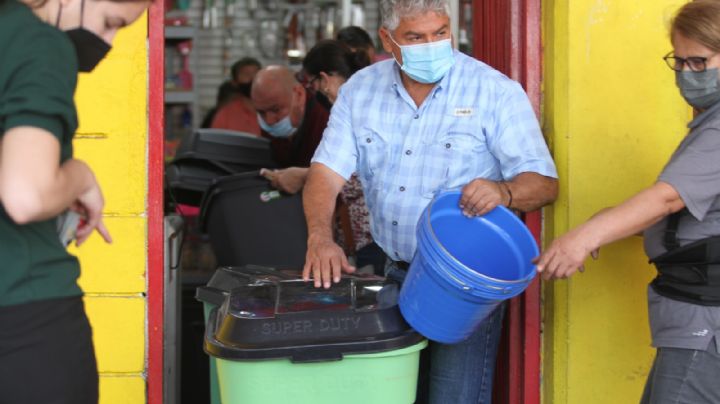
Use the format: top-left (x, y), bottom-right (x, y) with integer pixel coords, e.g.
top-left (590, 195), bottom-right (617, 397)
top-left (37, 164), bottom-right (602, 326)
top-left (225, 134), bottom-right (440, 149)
top-left (650, 210), bottom-right (720, 306)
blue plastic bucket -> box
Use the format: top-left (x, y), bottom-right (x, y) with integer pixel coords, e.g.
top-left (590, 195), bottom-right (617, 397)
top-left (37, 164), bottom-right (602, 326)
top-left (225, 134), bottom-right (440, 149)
top-left (398, 190), bottom-right (539, 343)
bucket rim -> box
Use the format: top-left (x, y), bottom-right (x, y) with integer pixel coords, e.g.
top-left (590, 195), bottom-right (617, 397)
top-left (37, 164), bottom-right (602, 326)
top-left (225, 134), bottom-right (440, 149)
top-left (423, 190), bottom-right (538, 287)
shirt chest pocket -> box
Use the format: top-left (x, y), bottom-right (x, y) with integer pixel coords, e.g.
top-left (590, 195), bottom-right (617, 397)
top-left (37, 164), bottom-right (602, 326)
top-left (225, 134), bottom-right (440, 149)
top-left (356, 127), bottom-right (390, 180)
top-left (420, 131), bottom-right (488, 197)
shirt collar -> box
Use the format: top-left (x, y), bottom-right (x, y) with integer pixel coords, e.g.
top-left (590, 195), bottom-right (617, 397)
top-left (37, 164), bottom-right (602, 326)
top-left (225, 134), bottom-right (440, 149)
top-left (688, 99), bottom-right (720, 129)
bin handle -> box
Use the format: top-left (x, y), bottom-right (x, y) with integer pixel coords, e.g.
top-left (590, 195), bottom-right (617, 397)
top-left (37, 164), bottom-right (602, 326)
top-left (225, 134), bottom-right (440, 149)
top-left (168, 230), bottom-right (183, 270)
top-left (290, 348), bottom-right (343, 363)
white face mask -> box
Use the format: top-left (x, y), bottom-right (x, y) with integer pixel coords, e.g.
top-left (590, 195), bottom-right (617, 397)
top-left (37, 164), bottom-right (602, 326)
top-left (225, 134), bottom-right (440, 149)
top-left (388, 36), bottom-right (455, 83)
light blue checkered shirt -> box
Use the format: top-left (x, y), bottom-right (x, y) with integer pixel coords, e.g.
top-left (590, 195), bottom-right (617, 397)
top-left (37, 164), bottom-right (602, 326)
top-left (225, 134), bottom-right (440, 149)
top-left (312, 51), bottom-right (557, 262)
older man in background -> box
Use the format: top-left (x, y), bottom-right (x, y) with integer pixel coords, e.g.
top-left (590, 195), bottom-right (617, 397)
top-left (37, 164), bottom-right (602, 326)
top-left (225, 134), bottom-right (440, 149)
top-left (251, 65), bottom-right (330, 192)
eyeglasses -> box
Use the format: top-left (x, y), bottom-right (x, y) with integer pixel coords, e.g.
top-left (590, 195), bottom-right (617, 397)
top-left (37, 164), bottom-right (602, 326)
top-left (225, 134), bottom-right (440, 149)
top-left (308, 75), bottom-right (322, 87)
top-left (663, 51), bottom-right (715, 72)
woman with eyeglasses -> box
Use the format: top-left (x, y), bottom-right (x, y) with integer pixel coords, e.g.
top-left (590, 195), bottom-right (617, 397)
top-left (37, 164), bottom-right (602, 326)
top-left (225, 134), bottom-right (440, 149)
top-left (536, 1), bottom-right (720, 402)
top-left (303, 40), bottom-right (371, 106)
top-left (0, 0), bottom-right (149, 402)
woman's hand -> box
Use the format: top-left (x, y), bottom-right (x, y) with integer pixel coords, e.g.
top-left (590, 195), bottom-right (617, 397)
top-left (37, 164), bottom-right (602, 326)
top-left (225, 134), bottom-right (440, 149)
top-left (535, 182), bottom-right (686, 281)
top-left (73, 176), bottom-right (112, 246)
top-left (535, 229), bottom-right (599, 280)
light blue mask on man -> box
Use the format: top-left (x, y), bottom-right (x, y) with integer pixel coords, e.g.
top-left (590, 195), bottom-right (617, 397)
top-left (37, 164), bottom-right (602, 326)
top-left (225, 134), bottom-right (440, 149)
top-left (258, 114), bottom-right (296, 138)
top-left (389, 36), bottom-right (455, 84)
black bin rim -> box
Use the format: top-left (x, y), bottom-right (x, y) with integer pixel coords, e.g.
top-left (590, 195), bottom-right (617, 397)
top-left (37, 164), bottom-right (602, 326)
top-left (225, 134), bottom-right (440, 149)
top-left (203, 306), bottom-right (425, 363)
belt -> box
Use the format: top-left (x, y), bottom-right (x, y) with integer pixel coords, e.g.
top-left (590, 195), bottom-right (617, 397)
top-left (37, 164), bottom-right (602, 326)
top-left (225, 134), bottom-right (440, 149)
top-left (392, 260), bottom-right (410, 271)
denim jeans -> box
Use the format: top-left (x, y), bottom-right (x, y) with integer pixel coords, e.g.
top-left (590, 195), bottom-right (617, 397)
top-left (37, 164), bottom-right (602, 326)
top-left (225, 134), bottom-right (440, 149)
top-left (640, 339), bottom-right (720, 404)
top-left (386, 262), bottom-right (506, 404)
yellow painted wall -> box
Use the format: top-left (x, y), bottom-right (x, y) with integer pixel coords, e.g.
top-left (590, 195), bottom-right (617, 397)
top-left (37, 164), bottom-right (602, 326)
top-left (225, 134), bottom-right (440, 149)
top-left (542, 1), bottom-right (692, 403)
top-left (72, 14), bottom-right (149, 404)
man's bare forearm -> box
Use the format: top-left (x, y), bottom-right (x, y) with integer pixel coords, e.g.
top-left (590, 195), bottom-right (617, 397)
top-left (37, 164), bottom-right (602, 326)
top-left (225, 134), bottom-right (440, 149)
top-left (504, 172), bottom-right (558, 212)
top-left (303, 163), bottom-right (347, 240)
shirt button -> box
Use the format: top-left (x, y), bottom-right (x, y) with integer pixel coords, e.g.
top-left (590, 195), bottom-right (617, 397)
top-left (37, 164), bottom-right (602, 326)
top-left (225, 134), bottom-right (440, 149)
top-left (414, 114), bottom-right (419, 119)
top-left (399, 186), bottom-right (406, 192)
top-left (366, 138), bottom-right (372, 143)
top-left (445, 143), bottom-right (452, 149)
top-left (405, 149), bottom-right (412, 155)
top-left (392, 220), bottom-right (398, 226)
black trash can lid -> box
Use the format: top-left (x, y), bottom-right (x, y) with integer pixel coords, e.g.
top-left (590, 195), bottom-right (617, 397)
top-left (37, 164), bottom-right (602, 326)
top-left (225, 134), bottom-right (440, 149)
top-left (200, 266), bottom-right (423, 363)
top-left (196, 265), bottom-right (296, 306)
top-left (174, 128), bottom-right (274, 168)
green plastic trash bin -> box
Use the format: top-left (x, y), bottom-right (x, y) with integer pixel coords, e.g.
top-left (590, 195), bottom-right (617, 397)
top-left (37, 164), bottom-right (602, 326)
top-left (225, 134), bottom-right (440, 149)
top-left (199, 265), bottom-right (426, 404)
top-left (196, 266), bottom-right (297, 404)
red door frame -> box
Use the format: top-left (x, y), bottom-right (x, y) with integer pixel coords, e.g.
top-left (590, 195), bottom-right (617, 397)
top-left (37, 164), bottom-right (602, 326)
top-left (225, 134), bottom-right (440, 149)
top-left (148, 2), bottom-right (165, 403)
top-left (473, 1), bottom-right (542, 404)
top-left (146, 1), bottom-right (544, 401)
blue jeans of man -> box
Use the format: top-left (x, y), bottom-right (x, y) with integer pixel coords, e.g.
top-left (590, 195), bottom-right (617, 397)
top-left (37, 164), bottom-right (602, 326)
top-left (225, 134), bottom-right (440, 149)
top-left (387, 263), bottom-right (506, 404)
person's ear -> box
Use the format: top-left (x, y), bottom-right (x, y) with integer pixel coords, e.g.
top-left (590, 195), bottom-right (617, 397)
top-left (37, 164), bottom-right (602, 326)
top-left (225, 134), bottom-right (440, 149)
top-left (319, 72), bottom-right (331, 90)
top-left (292, 83), bottom-right (305, 107)
top-left (295, 83), bottom-right (305, 100)
top-left (379, 27), bottom-right (395, 54)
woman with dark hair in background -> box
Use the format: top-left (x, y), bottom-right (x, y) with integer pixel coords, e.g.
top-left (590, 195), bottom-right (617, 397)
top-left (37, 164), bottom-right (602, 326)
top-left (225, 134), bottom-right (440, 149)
top-left (0, 0), bottom-right (149, 401)
top-left (208, 57), bottom-right (262, 134)
top-left (303, 39), bottom-right (371, 104)
top-left (230, 57), bottom-right (262, 96)
top-left (336, 25), bottom-right (377, 62)
top-left (200, 80), bottom-right (235, 128)
top-left (302, 40), bottom-right (386, 275)
top-left (202, 58), bottom-right (262, 128)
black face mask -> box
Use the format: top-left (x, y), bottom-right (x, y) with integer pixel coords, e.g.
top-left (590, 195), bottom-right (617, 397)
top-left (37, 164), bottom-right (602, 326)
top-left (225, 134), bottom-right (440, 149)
top-left (315, 91), bottom-right (333, 111)
top-left (66, 29), bottom-right (112, 72)
top-left (235, 82), bottom-right (252, 97)
top-left (57, 0), bottom-right (112, 72)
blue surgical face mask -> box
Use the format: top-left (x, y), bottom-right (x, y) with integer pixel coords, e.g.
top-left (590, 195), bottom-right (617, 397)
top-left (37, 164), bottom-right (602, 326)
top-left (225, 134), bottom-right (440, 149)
top-left (676, 68), bottom-right (720, 110)
top-left (389, 36), bottom-right (455, 84)
top-left (258, 114), bottom-right (296, 138)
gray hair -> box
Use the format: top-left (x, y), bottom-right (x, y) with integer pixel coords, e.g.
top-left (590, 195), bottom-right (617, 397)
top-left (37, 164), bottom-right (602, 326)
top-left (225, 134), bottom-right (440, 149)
top-left (380, 0), bottom-right (451, 30)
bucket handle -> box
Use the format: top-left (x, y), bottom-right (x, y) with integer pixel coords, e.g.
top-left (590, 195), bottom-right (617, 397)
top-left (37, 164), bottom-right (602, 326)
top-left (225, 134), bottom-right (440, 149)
top-left (460, 283), bottom-right (514, 295)
top-left (435, 262), bottom-right (515, 295)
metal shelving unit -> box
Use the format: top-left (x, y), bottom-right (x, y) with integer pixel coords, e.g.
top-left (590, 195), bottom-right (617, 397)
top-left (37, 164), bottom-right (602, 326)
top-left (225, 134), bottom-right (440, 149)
top-left (165, 90), bottom-right (196, 104)
top-left (164, 24), bottom-right (198, 158)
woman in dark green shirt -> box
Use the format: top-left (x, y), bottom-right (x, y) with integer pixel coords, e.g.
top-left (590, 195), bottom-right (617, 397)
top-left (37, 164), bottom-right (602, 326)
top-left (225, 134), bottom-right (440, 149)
top-left (0, 0), bottom-right (148, 402)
